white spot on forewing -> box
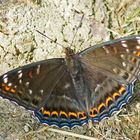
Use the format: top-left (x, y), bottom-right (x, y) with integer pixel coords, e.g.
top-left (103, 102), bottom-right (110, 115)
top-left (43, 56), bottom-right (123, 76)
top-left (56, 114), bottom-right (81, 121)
top-left (121, 40), bottom-right (126, 43)
top-left (126, 49), bottom-right (130, 52)
top-left (29, 89), bottom-right (32, 95)
top-left (8, 83), bottom-right (12, 86)
top-left (122, 43), bottom-right (128, 48)
top-left (3, 77), bottom-right (8, 83)
top-left (18, 73), bottom-right (23, 79)
top-left (103, 46), bottom-right (109, 54)
top-left (64, 83), bottom-right (70, 89)
top-left (39, 89), bottom-right (44, 94)
top-left (19, 79), bottom-right (22, 84)
top-left (95, 84), bottom-right (100, 92)
top-left (36, 65), bottom-right (41, 75)
top-left (136, 36), bottom-right (140, 39)
top-left (133, 50), bottom-right (137, 54)
top-left (113, 68), bottom-right (118, 73)
top-left (136, 39), bottom-right (140, 44)
top-left (18, 70), bottom-right (22, 73)
top-left (120, 54), bottom-right (125, 59)
top-left (25, 82), bottom-right (29, 87)
top-left (122, 62), bottom-right (126, 67)
top-left (136, 45), bottom-right (140, 49)
top-left (3, 74), bottom-right (7, 78)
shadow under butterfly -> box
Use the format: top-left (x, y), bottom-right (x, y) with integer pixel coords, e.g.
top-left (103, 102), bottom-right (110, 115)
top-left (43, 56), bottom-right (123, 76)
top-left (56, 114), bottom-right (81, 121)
top-left (0, 35), bottom-right (140, 128)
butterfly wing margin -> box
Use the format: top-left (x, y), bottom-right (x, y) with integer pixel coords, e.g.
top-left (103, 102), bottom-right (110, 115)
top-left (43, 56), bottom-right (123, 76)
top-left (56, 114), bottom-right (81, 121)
top-left (78, 35), bottom-right (140, 121)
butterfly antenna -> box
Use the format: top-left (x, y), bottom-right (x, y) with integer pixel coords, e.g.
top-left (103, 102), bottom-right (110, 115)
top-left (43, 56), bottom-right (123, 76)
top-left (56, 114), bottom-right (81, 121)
top-left (36, 14), bottom-right (84, 49)
top-left (69, 13), bottom-right (84, 47)
top-left (36, 30), bottom-right (66, 48)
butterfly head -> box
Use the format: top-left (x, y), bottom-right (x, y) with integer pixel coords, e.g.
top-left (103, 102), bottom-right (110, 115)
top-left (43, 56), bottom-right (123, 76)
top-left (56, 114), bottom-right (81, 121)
top-left (65, 47), bottom-right (75, 58)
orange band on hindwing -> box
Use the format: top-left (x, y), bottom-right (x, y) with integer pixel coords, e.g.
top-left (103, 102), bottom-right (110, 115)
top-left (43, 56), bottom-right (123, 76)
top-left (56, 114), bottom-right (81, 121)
top-left (90, 107), bottom-right (98, 118)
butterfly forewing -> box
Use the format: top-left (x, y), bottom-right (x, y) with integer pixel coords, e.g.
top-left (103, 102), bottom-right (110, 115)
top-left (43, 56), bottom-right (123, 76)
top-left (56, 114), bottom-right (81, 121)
top-left (79, 35), bottom-right (140, 83)
top-left (0, 59), bottom-right (68, 110)
top-left (79, 35), bottom-right (140, 121)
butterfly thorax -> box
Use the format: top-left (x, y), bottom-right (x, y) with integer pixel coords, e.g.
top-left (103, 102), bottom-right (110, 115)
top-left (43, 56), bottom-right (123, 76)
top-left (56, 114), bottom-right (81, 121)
top-left (65, 47), bottom-right (79, 76)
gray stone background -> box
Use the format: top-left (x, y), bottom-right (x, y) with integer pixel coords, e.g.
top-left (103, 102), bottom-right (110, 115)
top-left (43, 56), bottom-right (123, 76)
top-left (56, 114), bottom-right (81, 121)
top-left (0, 0), bottom-right (140, 140)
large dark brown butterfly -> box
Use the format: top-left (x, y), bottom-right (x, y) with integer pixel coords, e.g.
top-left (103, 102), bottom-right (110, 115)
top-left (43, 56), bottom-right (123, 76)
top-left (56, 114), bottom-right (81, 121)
top-left (0, 35), bottom-right (140, 128)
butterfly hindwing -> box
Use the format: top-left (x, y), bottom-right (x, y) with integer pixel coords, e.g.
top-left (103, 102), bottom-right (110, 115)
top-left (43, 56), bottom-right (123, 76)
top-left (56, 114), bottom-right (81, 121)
top-left (35, 65), bottom-right (89, 128)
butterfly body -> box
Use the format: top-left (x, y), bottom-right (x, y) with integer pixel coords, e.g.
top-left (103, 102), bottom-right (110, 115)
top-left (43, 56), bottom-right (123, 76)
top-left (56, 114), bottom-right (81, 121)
top-left (0, 35), bottom-right (140, 128)
top-left (64, 47), bottom-right (92, 113)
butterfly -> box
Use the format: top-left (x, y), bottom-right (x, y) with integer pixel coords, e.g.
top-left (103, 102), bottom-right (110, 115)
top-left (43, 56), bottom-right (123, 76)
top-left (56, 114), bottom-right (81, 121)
top-left (0, 35), bottom-right (140, 128)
